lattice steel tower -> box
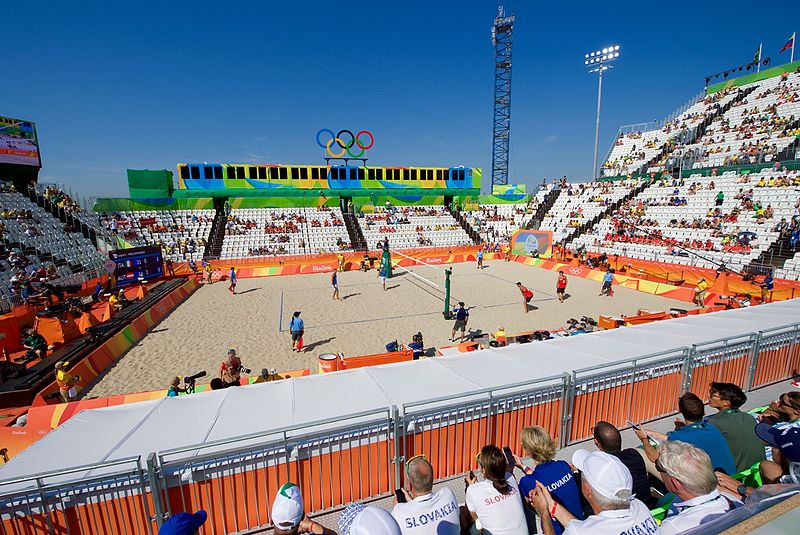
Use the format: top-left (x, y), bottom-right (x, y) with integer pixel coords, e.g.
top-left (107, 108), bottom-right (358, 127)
top-left (490, 6), bottom-right (514, 187)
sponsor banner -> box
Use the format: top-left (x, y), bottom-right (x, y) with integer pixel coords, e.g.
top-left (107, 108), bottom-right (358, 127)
top-left (510, 230), bottom-right (552, 258)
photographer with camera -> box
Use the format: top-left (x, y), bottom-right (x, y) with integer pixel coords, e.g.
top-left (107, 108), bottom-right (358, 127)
top-left (219, 348), bottom-right (250, 388)
top-left (167, 376), bottom-right (187, 397)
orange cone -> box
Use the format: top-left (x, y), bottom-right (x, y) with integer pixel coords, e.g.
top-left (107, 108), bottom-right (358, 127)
top-left (101, 303), bottom-right (114, 322)
top-left (78, 312), bottom-right (99, 334)
top-left (136, 285), bottom-right (146, 300)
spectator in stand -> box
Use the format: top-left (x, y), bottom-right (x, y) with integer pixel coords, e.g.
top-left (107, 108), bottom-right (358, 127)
top-left (656, 441), bottom-right (741, 535)
top-left (706, 382), bottom-right (765, 472)
top-left (757, 391), bottom-right (800, 427)
top-left (715, 191), bottom-right (724, 207)
top-left (340, 503), bottom-right (401, 535)
top-left (463, 444), bottom-right (527, 535)
top-left (529, 450), bottom-right (657, 535)
top-left (634, 392), bottom-right (736, 476)
top-left (157, 509), bottom-right (208, 535)
top-left (391, 455), bottom-right (459, 535)
top-left (272, 482), bottom-right (337, 534)
top-left (517, 426), bottom-right (585, 534)
top-left (754, 421), bottom-right (800, 484)
top-left (591, 421), bottom-right (655, 507)
top-left (754, 392), bottom-right (800, 482)
top-left (790, 227), bottom-right (800, 250)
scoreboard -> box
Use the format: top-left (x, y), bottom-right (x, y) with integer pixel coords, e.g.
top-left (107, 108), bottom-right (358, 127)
top-left (109, 246), bottom-right (164, 286)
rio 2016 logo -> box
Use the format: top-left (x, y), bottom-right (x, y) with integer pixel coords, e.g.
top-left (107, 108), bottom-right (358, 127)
top-left (316, 129), bottom-right (374, 158)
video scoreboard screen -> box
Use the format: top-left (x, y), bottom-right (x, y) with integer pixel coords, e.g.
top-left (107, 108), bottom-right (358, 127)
top-left (109, 246), bottom-right (164, 286)
top-left (0, 116), bottom-right (41, 167)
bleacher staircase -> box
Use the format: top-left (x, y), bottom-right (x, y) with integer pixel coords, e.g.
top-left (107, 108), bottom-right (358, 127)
top-left (28, 188), bottom-right (98, 248)
top-left (342, 212), bottom-right (367, 251)
top-left (448, 206), bottom-right (481, 244)
top-left (203, 203), bottom-right (228, 260)
top-left (748, 234), bottom-right (796, 275)
top-left (568, 180), bottom-right (652, 244)
top-left (526, 187), bottom-right (561, 230)
top-left (638, 86), bottom-right (759, 175)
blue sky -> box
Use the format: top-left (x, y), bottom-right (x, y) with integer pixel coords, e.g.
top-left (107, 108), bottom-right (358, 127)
top-left (5, 1), bottom-right (799, 198)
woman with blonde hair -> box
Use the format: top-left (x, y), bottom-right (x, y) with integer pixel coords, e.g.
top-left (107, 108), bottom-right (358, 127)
top-left (516, 426), bottom-right (585, 535)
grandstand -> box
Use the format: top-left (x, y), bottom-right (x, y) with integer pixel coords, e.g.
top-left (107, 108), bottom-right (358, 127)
top-left (570, 168), bottom-right (800, 274)
top-left (101, 209), bottom-right (214, 262)
top-left (3, 53), bottom-right (800, 535)
top-left (360, 205), bottom-right (472, 250)
top-left (0, 184), bottom-right (106, 308)
top-left (220, 206), bottom-right (350, 258)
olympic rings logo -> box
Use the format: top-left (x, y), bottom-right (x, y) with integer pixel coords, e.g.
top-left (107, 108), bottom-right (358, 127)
top-left (569, 267), bottom-right (583, 275)
top-left (316, 129), bottom-right (374, 158)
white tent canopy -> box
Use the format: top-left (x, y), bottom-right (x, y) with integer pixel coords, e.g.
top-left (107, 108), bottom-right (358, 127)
top-left (2, 299), bottom-right (799, 485)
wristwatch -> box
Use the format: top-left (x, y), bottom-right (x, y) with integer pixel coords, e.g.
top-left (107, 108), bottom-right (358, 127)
top-left (736, 484), bottom-right (748, 498)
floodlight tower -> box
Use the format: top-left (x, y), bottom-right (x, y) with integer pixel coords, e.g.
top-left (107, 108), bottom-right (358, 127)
top-left (584, 45), bottom-right (621, 180)
top-left (490, 6), bottom-right (514, 188)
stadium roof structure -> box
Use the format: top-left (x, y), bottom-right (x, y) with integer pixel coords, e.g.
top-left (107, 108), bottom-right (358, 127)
top-left (1, 299), bottom-right (799, 490)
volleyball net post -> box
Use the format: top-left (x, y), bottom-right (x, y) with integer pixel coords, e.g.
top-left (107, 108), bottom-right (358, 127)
top-left (381, 249), bottom-right (393, 278)
top-left (443, 268), bottom-right (453, 319)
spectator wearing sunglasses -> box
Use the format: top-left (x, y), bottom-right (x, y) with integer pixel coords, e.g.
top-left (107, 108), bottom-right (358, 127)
top-left (391, 454), bottom-right (459, 535)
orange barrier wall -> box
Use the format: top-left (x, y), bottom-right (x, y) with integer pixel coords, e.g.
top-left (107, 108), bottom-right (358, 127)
top-left (752, 339), bottom-right (800, 389)
top-left (340, 350), bottom-right (414, 370)
top-left (570, 370), bottom-right (685, 443)
top-left (32, 278), bottom-right (200, 406)
top-left (689, 356), bottom-right (750, 399)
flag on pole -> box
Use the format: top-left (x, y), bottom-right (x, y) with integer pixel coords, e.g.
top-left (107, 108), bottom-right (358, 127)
top-left (753, 46), bottom-right (761, 63)
top-left (779, 32), bottom-right (795, 53)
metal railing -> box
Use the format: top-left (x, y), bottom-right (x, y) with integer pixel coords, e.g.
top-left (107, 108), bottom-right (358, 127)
top-left (0, 457), bottom-right (156, 535)
top-left (2, 318), bottom-right (800, 534)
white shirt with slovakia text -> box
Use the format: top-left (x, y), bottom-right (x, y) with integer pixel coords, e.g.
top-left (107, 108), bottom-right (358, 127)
top-left (563, 498), bottom-right (659, 535)
top-left (465, 474), bottom-right (527, 535)
top-left (391, 487), bottom-right (460, 535)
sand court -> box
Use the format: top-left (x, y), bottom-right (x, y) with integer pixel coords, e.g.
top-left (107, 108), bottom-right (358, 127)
top-left (83, 259), bottom-right (690, 398)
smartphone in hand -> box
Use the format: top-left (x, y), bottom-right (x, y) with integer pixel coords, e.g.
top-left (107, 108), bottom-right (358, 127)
top-left (502, 446), bottom-right (515, 467)
top-left (395, 488), bottom-right (407, 503)
top-left (625, 420), bottom-right (641, 430)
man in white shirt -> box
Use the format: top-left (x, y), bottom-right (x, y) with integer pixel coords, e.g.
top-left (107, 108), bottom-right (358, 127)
top-left (529, 449), bottom-right (658, 535)
top-left (656, 440), bottom-right (741, 534)
top-left (392, 456), bottom-right (459, 535)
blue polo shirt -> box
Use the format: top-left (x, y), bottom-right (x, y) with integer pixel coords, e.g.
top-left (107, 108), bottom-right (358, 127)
top-left (668, 422), bottom-right (736, 475)
top-left (603, 272), bottom-right (613, 284)
top-left (519, 460), bottom-right (584, 535)
top-left (289, 316), bottom-right (304, 333)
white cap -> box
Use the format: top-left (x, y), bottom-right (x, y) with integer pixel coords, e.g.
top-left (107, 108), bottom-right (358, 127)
top-left (338, 504), bottom-right (401, 535)
top-left (271, 483), bottom-right (304, 529)
top-left (572, 450), bottom-right (633, 501)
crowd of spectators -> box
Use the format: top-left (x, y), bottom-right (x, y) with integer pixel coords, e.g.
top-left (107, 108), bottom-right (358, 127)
top-left (157, 380), bottom-right (799, 535)
top-left (41, 185), bottom-right (83, 215)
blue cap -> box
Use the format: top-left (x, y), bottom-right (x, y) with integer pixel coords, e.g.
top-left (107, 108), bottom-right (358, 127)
top-left (755, 423), bottom-right (800, 462)
top-left (159, 510), bottom-right (208, 535)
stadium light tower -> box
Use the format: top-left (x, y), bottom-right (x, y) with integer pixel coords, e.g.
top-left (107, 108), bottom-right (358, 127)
top-left (584, 45), bottom-right (621, 180)
top-left (490, 6), bottom-right (515, 188)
